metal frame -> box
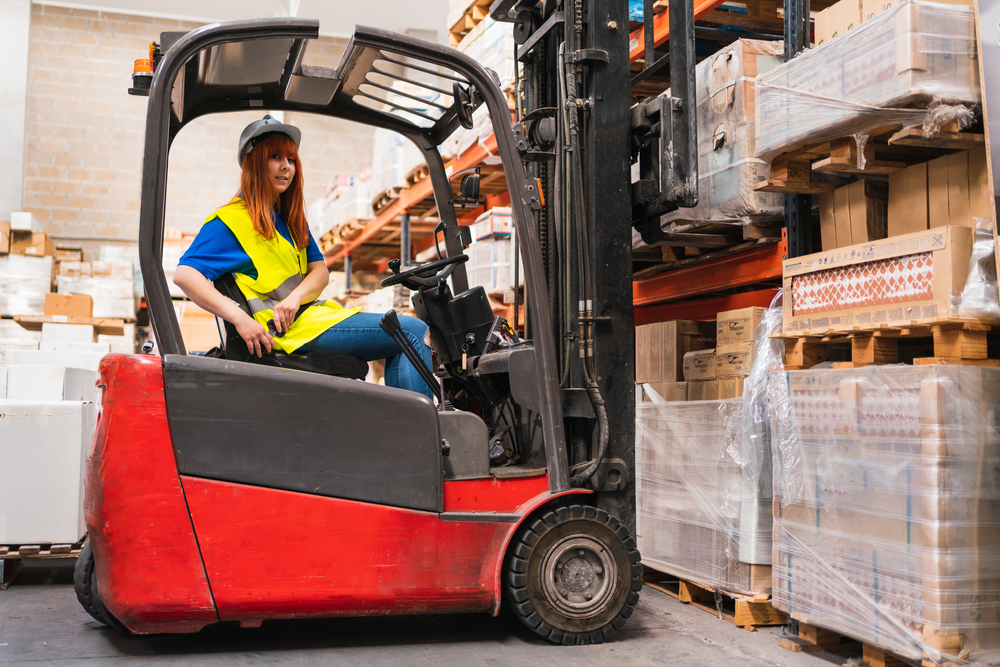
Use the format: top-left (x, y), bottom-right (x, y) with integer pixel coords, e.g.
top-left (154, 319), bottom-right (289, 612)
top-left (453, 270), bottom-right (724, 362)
top-left (138, 19), bottom-right (570, 492)
top-left (783, 0), bottom-right (812, 258)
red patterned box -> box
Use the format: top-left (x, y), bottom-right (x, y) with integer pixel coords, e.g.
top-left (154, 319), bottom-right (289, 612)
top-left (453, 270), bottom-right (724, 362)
top-left (782, 226), bottom-right (975, 334)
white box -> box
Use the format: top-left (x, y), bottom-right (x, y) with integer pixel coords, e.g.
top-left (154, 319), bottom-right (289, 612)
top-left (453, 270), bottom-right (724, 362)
top-left (0, 400), bottom-right (94, 543)
top-left (98, 323), bottom-right (134, 354)
top-left (10, 211), bottom-right (41, 232)
top-left (0, 367), bottom-right (6, 399)
top-left (41, 323), bottom-right (95, 343)
top-left (5, 365), bottom-right (98, 402)
top-left (39, 341), bottom-right (111, 354)
top-left (5, 349), bottom-right (107, 372)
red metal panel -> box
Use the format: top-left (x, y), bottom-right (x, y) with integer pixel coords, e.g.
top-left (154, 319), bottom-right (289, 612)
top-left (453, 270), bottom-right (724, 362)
top-left (632, 239), bottom-right (786, 307)
top-left (182, 477), bottom-right (505, 620)
top-left (181, 476), bottom-right (590, 622)
top-left (634, 287), bottom-right (780, 324)
top-left (443, 475), bottom-right (550, 512)
top-left (85, 355), bottom-right (218, 634)
top-left (628, 0), bottom-right (726, 62)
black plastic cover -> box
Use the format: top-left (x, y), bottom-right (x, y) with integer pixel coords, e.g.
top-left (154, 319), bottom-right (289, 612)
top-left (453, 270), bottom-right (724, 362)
top-left (163, 354), bottom-right (442, 512)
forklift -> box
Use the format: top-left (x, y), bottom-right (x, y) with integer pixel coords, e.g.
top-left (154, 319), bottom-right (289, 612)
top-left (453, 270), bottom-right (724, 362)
top-left (75, 0), bottom-right (699, 645)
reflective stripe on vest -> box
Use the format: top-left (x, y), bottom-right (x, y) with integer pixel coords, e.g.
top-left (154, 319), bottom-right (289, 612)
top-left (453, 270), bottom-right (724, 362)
top-left (209, 198), bottom-right (359, 353)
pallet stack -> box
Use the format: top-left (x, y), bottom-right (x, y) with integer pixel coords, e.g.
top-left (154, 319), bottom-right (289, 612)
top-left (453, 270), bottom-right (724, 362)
top-left (751, 2), bottom-right (1000, 663)
top-left (636, 306), bottom-right (787, 628)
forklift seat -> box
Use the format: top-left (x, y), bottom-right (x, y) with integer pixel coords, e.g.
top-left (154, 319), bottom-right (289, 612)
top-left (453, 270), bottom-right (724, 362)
top-left (211, 273), bottom-right (369, 380)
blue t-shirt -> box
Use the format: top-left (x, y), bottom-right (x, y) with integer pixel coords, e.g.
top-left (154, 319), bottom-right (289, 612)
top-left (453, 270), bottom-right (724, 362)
top-left (178, 211), bottom-right (323, 281)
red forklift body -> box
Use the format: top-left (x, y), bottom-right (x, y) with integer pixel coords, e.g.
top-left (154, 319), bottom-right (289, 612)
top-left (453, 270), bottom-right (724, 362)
top-left (87, 355), bottom-right (588, 633)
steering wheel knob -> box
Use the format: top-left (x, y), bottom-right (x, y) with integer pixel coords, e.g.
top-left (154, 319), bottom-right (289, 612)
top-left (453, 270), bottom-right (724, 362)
top-left (388, 258), bottom-right (401, 275)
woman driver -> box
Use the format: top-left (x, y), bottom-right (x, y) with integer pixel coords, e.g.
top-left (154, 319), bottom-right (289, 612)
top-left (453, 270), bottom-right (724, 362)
top-left (173, 115), bottom-right (434, 399)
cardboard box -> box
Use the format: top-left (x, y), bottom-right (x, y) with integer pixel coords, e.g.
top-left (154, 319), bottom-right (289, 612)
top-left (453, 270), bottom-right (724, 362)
top-left (928, 149), bottom-right (996, 229)
top-left (719, 376), bottom-right (745, 399)
top-left (10, 231), bottom-right (55, 257)
top-left (44, 293), bottom-right (94, 319)
top-left (9, 211), bottom-right (41, 232)
top-left (636, 320), bottom-right (715, 383)
top-left (815, 0), bottom-right (861, 45)
top-left (716, 343), bottom-right (754, 377)
top-left (5, 365), bottom-right (98, 402)
top-left (888, 163), bottom-right (929, 236)
top-left (39, 341), bottom-right (110, 353)
top-left (717, 307), bottom-right (766, 347)
top-left (862, 0), bottom-right (971, 22)
top-left (687, 380), bottom-right (720, 401)
top-left (0, 221), bottom-right (9, 254)
top-left (683, 349), bottom-right (717, 381)
top-left (823, 180), bottom-right (888, 249)
top-left (0, 254), bottom-right (54, 316)
top-left (756, 2), bottom-right (979, 159)
top-left (782, 225), bottom-right (975, 334)
top-left (0, 400), bottom-right (94, 543)
top-left (643, 381), bottom-right (688, 402)
top-left (5, 348), bottom-right (107, 372)
top-left (41, 323), bottom-right (95, 344)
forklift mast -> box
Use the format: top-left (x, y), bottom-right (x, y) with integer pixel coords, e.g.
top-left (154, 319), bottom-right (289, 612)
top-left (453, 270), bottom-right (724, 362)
top-left (491, 0), bottom-right (699, 534)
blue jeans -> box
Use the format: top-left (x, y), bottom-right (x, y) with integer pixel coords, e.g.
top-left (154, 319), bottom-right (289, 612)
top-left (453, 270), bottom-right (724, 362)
top-left (299, 312), bottom-right (434, 399)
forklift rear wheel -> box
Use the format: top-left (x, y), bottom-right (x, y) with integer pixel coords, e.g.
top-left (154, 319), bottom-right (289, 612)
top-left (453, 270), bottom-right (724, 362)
top-left (74, 541), bottom-right (128, 632)
top-left (504, 505), bottom-right (642, 644)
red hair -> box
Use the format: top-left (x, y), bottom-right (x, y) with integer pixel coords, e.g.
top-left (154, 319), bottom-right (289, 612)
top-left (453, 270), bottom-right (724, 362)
top-left (236, 133), bottom-right (309, 249)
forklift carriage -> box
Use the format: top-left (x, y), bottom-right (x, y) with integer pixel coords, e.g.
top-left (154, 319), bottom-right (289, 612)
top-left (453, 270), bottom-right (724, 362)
top-left (77, 18), bottom-right (643, 644)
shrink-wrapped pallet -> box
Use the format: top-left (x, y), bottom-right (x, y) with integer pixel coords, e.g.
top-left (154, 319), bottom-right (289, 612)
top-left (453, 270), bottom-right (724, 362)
top-left (57, 261), bottom-right (135, 320)
top-left (655, 39), bottom-right (785, 231)
top-left (755, 1), bottom-right (979, 160)
top-left (0, 254), bottom-right (53, 316)
top-left (636, 302), bottom-right (783, 595)
top-left (769, 365), bottom-right (1000, 665)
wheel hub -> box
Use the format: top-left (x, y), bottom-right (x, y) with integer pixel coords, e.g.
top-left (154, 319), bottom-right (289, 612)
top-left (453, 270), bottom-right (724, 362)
top-left (541, 535), bottom-right (616, 618)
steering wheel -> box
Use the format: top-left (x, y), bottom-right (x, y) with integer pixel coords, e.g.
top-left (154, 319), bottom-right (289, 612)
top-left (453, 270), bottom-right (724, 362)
top-left (380, 254), bottom-right (469, 290)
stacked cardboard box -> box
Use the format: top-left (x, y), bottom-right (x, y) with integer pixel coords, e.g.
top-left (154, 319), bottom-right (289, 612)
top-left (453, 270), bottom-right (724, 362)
top-left (0, 297), bottom-right (106, 543)
top-left (636, 319), bottom-right (716, 402)
top-left (813, 0), bottom-right (861, 46)
top-left (715, 307), bottom-right (766, 398)
top-left (57, 261), bottom-right (135, 320)
top-left (888, 148), bottom-right (995, 236)
top-left (756, 1), bottom-right (979, 160)
top-left (782, 225), bottom-right (992, 334)
top-left (769, 365), bottom-right (1000, 664)
top-left (465, 218), bottom-right (524, 294)
top-left (819, 180), bottom-right (889, 251)
top-left (649, 39), bottom-right (784, 236)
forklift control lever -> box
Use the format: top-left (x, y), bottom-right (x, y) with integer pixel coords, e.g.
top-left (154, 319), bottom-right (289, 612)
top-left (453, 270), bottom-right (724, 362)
top-left (379, 309), bottom-right (443, 406)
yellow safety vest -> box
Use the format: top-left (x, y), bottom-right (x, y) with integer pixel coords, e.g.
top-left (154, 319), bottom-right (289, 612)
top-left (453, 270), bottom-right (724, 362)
top-left (209, 198), bottom-right (359, 353)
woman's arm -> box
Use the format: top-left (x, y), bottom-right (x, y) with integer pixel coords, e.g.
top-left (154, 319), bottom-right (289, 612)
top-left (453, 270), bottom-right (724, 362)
top-left (173, 265), bottom-right (274, 357)
top-left (271, 260), bottom-right (330, 334)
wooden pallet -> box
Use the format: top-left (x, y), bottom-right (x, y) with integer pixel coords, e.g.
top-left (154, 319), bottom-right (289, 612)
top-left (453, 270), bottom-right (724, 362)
top-left (448, 0), bottom-right (493, 47)
top-left (405, 164), bottom-right (429, 189)
top-left (11, 315), bottom-right (129, 335)
top-left (754, 124), bottom-right (985, 195)
top-left (370, 186), bottom-right (403, 214)
top-left (642, 568), bottom-right (787, 630)
top-left (778, 621), bottom-right (923, 667)
top-left (775, 320), bottom-right (998, 370)
top-left (0, 539), bottom-right (85, 590)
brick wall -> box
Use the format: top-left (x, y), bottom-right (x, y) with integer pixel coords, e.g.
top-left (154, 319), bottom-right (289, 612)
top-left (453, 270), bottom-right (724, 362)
top-left (24, 4), bottom-right (374, 255)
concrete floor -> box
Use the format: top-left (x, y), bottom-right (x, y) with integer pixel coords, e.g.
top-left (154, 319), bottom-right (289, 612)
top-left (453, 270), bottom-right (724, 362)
top-left (0, 560), bottom-right (855, 667)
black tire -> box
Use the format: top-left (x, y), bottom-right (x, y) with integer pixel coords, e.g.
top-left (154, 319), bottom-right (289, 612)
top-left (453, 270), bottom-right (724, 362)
top-left (73, 540), bottom-right (128, 632)
top-left (504, 504), bottom-right (642, 645)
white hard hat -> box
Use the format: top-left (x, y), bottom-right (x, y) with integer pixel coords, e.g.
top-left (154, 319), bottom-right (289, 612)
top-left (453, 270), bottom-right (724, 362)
top-left (237, 114), bottom-right (302, 166)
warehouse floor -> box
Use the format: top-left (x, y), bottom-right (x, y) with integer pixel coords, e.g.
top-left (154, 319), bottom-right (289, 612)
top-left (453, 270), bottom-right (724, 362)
top-left (0, 560), bottom-right (852, 667)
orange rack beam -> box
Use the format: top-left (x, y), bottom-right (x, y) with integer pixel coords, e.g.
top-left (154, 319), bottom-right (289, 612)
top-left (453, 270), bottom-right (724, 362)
top-left (628, 0), bottom-right (727, 62)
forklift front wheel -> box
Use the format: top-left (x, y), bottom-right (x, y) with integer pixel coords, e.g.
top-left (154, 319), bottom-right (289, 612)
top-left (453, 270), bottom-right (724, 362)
top-left (74, 541), bottom-right (129, 632)
top-left (504, 505), bottom-right (642, 644)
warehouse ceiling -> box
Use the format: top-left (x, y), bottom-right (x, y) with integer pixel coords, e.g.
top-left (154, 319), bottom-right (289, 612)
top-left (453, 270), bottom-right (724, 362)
top-left (36, 0), bottom-right (448, 40)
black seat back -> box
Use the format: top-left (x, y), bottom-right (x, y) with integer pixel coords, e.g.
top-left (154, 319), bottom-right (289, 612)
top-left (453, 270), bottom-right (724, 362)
top-left (210, 273), bottom-right (368, 380)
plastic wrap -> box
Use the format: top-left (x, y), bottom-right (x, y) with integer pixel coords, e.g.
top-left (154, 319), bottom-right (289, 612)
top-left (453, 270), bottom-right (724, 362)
top-left (769, 364), bottom-right (1000, 665)
top-left (0, 254), bottom-right (53, 317)
top-left (654, 40), bottom-right (785, 234)
top-left (755, 1), bottom-right (979, 160)
top-left (783, 225), bottom-right (1000, 335)
top-left (635, 297), bottom-right (785, 595)
top-left (956, 217), bottom-right (1000, 320)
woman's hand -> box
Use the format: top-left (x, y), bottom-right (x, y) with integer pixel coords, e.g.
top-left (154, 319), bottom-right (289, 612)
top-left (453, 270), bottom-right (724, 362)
top-left (235, 313), bottom-right (273, 357)
top-left (272, 295), bottom-right (302, 334)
